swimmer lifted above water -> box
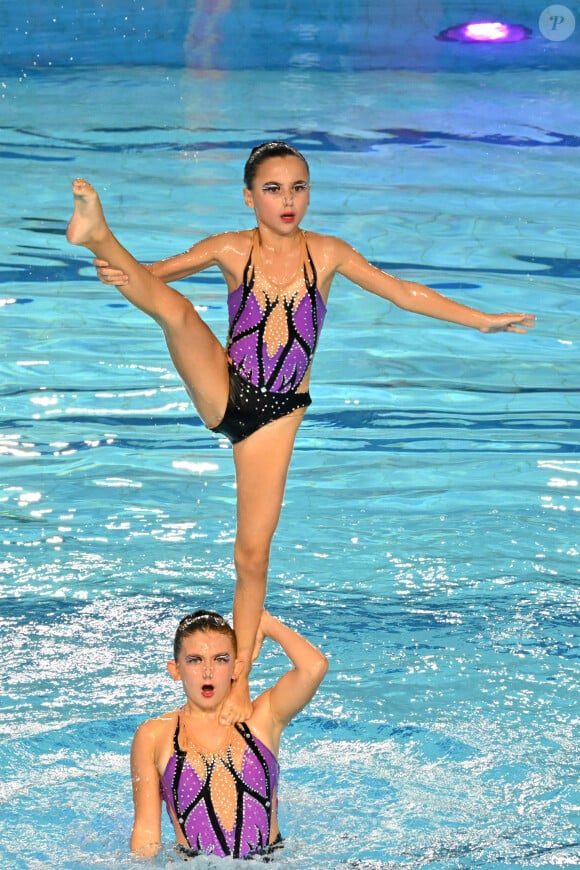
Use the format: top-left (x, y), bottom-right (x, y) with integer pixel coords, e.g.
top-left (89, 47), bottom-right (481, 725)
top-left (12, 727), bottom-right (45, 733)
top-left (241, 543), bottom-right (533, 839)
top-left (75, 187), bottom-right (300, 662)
top-left (66, 142), bottom-right (535, 725)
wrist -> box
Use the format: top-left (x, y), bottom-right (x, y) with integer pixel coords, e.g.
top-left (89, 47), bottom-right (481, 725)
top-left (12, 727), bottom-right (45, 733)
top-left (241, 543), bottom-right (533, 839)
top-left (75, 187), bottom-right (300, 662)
top-left (235, 658), bottom-right (251, 679)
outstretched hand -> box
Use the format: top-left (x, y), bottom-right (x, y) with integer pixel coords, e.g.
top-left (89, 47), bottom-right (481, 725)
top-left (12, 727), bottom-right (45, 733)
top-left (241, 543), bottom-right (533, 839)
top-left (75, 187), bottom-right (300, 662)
top-left (93, 257), bottom-right (129, 286)
top-left (479, 313), bottom-right (536, 334)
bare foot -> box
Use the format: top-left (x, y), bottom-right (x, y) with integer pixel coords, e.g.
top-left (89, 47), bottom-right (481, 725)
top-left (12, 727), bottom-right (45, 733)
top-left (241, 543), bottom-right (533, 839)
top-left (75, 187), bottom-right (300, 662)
top-left (66, 178), bottom-right (110, 248)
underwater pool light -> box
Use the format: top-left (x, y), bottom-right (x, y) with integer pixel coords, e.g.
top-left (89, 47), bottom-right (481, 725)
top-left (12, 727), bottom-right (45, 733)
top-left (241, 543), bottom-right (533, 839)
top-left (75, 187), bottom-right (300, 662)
top-left (438, 21), bottom-right (530, 43)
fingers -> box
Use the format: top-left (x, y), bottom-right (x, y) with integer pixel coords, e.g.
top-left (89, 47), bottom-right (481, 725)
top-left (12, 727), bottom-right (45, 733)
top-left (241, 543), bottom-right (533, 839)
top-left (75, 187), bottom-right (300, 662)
top-left (219, 709), bottom-right (234, 726)
top-left (219, 699), bottom-right (253, 726)
top-left (508, 316), bottom-right (535, 333)
top-left (219, 679), bottom-right (253, 725)
top-left (486, 313), bottom-right (535, 334)
top-left (513, 314), bottom-right (535, 329)
top-left (92, 257), bottom-right (128, 285)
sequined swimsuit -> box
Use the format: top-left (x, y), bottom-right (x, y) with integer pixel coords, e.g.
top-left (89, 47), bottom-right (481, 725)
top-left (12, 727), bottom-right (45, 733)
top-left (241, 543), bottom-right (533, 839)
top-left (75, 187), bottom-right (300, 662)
top-left (210, 230), bottom-right (327, 443)
top-left (160, 717), bottom-right (281, 859)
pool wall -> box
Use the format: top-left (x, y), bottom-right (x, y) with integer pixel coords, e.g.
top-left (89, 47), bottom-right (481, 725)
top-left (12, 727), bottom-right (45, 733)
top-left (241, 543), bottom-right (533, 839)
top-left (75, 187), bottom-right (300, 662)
top-left (2, 0), bottom-right (578, 70)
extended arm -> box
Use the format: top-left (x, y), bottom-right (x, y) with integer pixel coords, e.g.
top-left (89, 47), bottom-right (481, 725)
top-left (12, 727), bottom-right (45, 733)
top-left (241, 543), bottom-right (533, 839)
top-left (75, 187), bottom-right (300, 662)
top-left (333, 237), bottom-right (535, 333)
top-left (130, 720), bottom-right (163, 857)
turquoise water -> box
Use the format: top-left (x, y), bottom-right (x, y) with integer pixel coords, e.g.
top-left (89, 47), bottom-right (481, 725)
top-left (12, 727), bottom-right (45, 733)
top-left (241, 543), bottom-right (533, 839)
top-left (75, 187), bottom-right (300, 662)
top-left (1, 66), bottom-right (579, 868)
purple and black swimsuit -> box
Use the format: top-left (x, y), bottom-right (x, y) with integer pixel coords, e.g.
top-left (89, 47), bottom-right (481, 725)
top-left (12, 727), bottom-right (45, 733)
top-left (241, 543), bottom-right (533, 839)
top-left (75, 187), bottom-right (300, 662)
top-left (161, 717), bottom-right (281, 859)
top-left (210, 231), bottom-right (326, 443)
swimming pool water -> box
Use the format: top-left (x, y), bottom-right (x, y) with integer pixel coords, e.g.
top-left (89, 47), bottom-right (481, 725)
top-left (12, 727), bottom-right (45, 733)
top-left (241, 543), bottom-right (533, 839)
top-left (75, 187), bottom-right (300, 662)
top-left (1, 65), bottom-right (579, 868)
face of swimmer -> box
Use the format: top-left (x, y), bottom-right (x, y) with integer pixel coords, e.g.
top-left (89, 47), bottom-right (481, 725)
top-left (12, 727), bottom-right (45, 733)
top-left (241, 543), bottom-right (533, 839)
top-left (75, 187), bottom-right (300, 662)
top-left (243, 155), bottom-right (311, 233)
top-left (167, 629), bottom-right (241, 710)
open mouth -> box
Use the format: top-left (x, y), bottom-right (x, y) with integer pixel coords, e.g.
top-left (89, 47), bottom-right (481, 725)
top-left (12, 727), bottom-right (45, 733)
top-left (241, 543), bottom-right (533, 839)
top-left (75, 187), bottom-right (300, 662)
top-left (201, 683), bottom-right (215, 697)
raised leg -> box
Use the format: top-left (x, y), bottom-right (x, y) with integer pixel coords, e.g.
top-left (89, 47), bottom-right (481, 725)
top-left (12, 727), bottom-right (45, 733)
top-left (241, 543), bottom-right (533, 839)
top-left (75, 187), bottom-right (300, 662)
top-left (66, 179), bottom-right (229, 426)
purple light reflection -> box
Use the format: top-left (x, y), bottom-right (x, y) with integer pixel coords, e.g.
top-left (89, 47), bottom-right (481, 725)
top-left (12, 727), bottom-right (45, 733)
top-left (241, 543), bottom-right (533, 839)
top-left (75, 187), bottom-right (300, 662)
top-left (438, 21), bottom-right (530, 43)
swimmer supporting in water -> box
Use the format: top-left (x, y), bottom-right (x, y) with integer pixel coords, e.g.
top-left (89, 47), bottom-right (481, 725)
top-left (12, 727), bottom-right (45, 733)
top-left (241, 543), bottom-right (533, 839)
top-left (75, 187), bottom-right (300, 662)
top-left (129, 609), bottom-right (327, 859)
top-left (66, 142), bottom-right (535, 723)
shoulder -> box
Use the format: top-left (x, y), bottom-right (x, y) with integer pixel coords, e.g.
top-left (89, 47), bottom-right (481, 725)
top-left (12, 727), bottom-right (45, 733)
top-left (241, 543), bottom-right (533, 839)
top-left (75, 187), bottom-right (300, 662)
top-left (303, 229), bottom-right (341, 249)
top-left (214, 228), bottom-right (254, 244)
top-left (200, 229), bottom-right (254, 256)
top-left (131, 710), bottom-right (180, 779)
top-left (132, 710), bottom-right (178, 748)
top-left (194, 230), bottom-right (255, 280)
top-left (302, 231), bottom-right (366, 295)
top-left (303, 230), bottom-right (359, 264)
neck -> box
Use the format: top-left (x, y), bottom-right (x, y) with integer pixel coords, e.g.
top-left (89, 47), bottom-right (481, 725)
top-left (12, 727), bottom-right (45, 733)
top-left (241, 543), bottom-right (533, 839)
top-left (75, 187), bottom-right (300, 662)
top-left (180, 712), bottom-right (234, 756)
top-left (181, 701), bottom-right (224, 722)
top-left (256, 225), bottom-right (302, 252)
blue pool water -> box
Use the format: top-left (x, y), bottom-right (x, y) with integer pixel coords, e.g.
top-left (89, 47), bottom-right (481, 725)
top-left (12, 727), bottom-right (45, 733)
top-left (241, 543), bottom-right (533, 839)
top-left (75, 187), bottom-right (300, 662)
top-left (1, 52), bottom-right (579, 870)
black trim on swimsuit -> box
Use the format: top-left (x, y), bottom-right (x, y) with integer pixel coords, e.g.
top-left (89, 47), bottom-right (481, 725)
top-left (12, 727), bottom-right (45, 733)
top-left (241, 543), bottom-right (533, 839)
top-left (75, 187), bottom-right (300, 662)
top-left (210, 363), bottom-right (311, 444)
top-left (176, 833), bottom-right (284, 862)
top-left (170, 719), bottom-right (280, 860)
top-left (211, 236), bottom-right (318, 443)
top-left (228, 238), bottom-right (318, 394)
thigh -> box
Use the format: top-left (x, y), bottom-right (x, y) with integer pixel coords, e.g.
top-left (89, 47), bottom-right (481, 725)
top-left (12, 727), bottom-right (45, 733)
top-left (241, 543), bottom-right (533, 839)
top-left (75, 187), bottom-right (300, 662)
top-left (162, 302), bottom-right (230, 427)
top-left (233, 410), bottom-right (305, 548)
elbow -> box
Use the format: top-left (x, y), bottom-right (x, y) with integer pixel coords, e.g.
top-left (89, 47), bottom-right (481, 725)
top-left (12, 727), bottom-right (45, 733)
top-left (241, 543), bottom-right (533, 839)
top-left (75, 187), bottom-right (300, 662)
top-left (299, 649), bottom-right (328, 690)
top-left (312, 651), bottom-right (329, 685)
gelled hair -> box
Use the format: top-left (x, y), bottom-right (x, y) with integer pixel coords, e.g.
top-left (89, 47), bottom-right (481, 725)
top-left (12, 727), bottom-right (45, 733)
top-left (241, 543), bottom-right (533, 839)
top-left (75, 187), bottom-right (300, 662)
top-left (173, 610), bottom-right (237, 660)
top-left (243, 141), bottom-right (309, 189)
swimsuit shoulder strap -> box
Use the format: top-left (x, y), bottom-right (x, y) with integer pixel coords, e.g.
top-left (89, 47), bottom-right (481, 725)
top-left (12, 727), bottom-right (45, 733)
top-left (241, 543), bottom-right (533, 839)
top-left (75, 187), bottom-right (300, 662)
top-left (173, 712), bottom-right (184, 754)
top-left (240, 229), bottom-right (258, 291)
top-left (301, 231), bottom-right (318, 291)
top-left (246, 228), bottom-right (259, 267)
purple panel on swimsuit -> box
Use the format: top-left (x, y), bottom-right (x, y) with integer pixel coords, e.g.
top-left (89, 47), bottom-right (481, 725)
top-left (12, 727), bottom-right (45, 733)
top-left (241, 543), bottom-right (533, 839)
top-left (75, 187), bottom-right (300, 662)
top-left (228, 287), bottom-right (262, 385)
top-left (228, 286), bottom-right (261, 333)
top-left (160, 754), bottom-right (229, 857)
top-left (227, 284), bottom-right (327, 392)
top-left (238, 749), bottom-right (270, 851)
top-left (269, 342), bottom-right (303, 392)
top-left (260, 343), bottom-right (285, 389)
top-left (293, 292), bottom-right (316, 345)
top-left (160, 731), bottom-right (279, 859)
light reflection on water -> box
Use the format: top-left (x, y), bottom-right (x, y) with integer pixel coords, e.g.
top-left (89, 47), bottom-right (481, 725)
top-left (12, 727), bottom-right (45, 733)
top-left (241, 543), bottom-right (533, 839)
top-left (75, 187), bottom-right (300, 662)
top-left (1, 64), bottom-right (579, 868)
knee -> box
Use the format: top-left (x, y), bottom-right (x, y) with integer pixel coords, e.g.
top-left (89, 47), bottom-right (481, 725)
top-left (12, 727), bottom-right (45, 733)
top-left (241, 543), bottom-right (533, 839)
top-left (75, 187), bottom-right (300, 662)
top-left (234, 538), bottom-right (270, 579)
top-left (160, 293), bottom-right (196, 333)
